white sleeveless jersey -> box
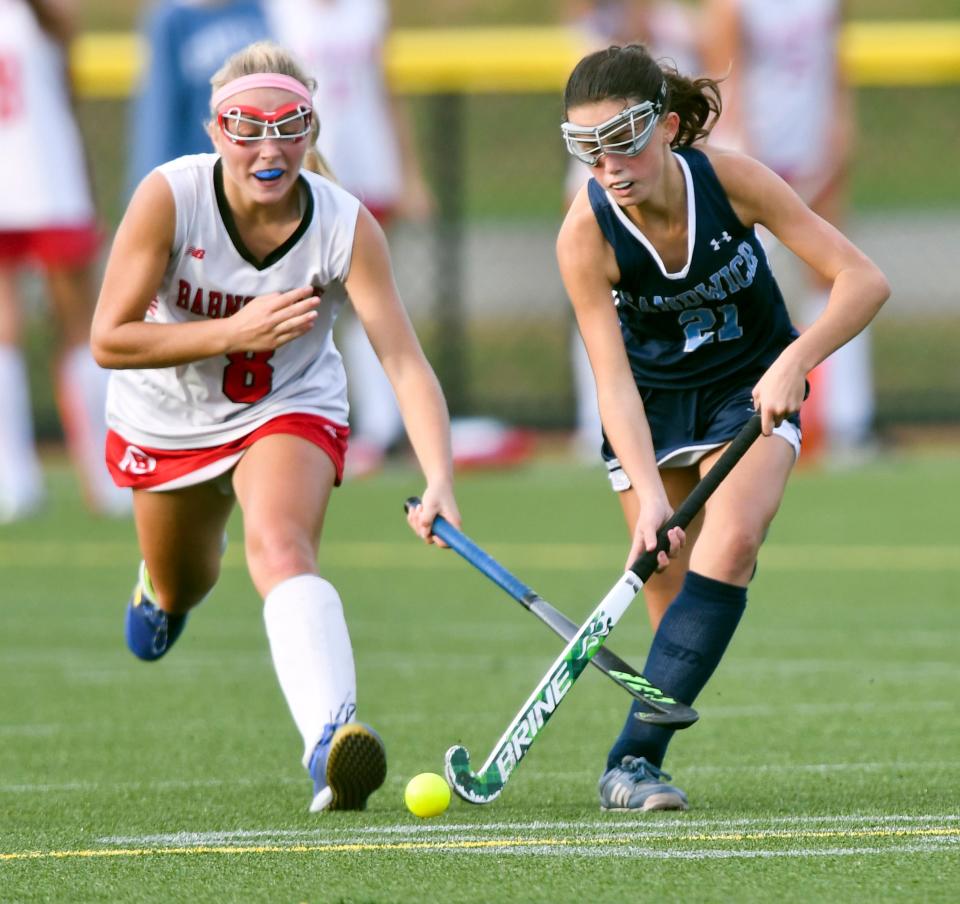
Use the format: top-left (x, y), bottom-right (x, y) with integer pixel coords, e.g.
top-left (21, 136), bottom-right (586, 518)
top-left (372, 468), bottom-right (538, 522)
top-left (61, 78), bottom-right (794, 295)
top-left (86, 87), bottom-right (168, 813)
top-left (105, 154), bottom-right (359, 449)
top-left (733, 0), bottom-right (840, 180)
top-left (266, 0), bottom-right (402, 207)
top-left (0, 0), bottom-right (95, 228)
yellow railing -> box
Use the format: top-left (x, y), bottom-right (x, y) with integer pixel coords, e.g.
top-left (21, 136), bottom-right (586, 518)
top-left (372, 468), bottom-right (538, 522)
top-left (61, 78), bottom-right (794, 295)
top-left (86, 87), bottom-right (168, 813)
top-left (72, 21), bottom-right (960, 99)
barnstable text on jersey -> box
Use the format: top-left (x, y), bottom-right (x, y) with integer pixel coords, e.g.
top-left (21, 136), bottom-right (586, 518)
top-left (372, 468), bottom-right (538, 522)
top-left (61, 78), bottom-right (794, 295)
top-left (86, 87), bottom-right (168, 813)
top-left (175, 279), bottom-right (254, 319)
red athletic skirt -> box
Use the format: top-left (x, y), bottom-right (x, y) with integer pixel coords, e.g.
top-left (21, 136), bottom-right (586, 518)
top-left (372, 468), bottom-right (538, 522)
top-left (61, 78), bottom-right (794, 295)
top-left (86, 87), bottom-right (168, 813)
top-left (0, 223), bottom-right (101, 267)
top-left (106, 413), bottom-right (349, 491)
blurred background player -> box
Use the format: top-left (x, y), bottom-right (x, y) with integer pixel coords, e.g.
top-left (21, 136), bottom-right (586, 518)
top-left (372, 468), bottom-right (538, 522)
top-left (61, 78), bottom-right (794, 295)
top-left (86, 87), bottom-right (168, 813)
top-left (563, 0), bottom-right (701, 461)
top-left (0, 0), bottom-right (129, 521)
top-left (266, 0), bottom-right (435, 476)
top-left (127, 0), bottom-right (270, 190)
top-left (700, 0), bottom-right (876, 462)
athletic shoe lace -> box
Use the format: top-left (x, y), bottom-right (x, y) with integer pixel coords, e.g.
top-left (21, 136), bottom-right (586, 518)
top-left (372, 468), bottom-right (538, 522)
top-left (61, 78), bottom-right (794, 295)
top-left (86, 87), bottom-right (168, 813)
top-left (317, 701), bottom-right (358, 747)
top-left (621, 757), bottom-right (673, 784)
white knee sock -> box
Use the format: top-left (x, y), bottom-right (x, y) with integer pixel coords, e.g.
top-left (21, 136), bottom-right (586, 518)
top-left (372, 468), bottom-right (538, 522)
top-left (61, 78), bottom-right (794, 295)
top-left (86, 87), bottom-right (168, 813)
top-left (0, 345), bottom-right (44, 521)
top-left (57, 345), bottom-right (131, 516)
top-left (263, 574), bottom-right (357, 767)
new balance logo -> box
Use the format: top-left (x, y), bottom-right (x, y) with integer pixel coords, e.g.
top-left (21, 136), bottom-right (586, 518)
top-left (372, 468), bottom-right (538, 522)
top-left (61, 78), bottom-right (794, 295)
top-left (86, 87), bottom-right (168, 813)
top-left (187, 246), bottom-right (206, 259)
top-left (710, 231), bottom-right (732, 251)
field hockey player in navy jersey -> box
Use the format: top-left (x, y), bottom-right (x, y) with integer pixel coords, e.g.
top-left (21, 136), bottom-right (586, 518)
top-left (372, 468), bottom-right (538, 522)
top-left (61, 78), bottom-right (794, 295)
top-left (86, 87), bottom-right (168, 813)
top-left (556, 43), bottom-right (889, 811)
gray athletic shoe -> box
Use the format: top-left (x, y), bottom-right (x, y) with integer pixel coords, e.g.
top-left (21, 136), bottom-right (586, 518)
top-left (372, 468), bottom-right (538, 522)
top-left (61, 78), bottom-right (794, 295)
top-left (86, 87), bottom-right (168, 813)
top-left (598, 756), bottom-right (689, 812)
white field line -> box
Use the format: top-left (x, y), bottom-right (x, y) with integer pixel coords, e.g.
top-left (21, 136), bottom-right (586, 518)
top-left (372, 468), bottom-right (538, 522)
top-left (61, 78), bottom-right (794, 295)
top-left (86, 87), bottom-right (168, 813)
top-left (684, 760), bottom-right (960, 775)
top-left (454, 840), bottom-right (960, 860)
top-left (6, 821), bottom-right (958, 863)
top-left (4, 815), bottom-right (958, 863)
top-left (700, 699), bottom-right (958, 718)
top-left (4, 762), bottom-right (960, 796)
top-left (0, 541), bottom-right (957, 572)
top-left (0, 724), bottom-right (58, 737)
top-left (2, 650), bottom-right (957, 685)
top-left (5, 838), bottom-right (957, 863)
top-left (0, 776), bottom-right (302, 794)
top-left (1, 699), bottom-right (954, 746)
top-left (723, 658), bottom-right (959, 677)
top-left (0, 650), bottom-right (274, 667)
top-left (536, 761), bottom-right (960, 781)
top-left (97, 813), bottom-right (960, 846)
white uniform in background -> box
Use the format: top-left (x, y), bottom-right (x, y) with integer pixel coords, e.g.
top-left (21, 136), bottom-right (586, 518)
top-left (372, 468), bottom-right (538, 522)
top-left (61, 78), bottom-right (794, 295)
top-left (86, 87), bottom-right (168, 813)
top-left (107, 154), bottom-right (357, 458)
top-left (726, 0), bottom-right (838, 200)
top-left (267, 0), bottom-right (401, 211)
top-left (266, 0), bottom-right (405, 461)
top-left (0, 0), bottom-right (128, 521)
top-left (0, 2), bottom-right (94, 229)
top-left (714, 0), bottom-right (874, 455)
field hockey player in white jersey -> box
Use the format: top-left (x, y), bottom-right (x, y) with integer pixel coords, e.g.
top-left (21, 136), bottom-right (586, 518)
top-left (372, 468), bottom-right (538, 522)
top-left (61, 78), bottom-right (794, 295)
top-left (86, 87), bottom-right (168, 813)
top-left (90, 41), bottom-right (460, 813)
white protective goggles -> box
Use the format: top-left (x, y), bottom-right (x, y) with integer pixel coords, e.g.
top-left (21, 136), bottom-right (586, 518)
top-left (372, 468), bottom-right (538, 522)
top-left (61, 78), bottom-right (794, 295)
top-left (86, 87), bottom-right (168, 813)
top-left (561, 83), bottom-right (667, 166)
top-left (217, 102), bottom-right (313, 145)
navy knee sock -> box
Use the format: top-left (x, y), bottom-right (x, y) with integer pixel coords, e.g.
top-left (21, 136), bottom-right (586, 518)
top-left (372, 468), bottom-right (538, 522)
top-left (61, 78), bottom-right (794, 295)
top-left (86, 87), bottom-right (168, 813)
top-left (606, 570), bottom-right (747, 771)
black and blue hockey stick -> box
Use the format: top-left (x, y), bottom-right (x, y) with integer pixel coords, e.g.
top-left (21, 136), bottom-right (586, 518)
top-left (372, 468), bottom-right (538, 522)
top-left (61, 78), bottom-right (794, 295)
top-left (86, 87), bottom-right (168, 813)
top-left (426, 413), bottom-right (762, 804)
top-left (403, 499), bottom-right (697, 728)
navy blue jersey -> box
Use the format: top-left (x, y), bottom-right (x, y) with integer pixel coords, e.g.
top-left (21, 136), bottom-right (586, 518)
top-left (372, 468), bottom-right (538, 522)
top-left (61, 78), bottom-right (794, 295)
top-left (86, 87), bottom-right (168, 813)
top-left (588, 146), bottom-right (798, 389)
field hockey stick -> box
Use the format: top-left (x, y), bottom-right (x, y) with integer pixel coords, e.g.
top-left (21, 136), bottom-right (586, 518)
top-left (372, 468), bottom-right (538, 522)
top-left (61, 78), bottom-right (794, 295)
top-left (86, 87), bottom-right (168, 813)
top-left (404, 498), bottom-right (697, 728)
top-left (442, 413), bottom-right (762, 804)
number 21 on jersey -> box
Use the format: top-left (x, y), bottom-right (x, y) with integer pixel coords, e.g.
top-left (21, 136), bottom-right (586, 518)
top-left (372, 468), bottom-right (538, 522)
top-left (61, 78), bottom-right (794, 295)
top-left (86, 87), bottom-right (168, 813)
top-left (679, 303), bottom-right (743, 353)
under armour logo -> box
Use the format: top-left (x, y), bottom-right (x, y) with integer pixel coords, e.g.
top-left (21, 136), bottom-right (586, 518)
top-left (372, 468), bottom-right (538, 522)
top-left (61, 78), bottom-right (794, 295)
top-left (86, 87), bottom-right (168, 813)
top-left (710, 232), bottom-right (733, 251)
top-left (187, 246), bottom-right (206, 259)
top-left (119, 445), bottom-right (157, 475)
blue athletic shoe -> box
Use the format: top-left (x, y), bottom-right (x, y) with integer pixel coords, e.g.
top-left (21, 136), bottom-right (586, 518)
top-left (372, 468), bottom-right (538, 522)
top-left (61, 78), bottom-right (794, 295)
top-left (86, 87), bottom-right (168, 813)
top-left (124, 566), bottom-right (187, 661)
top-left (308, 721), bottom-right (386, 813)
top-left (598, 756), bottom-right (689, 812)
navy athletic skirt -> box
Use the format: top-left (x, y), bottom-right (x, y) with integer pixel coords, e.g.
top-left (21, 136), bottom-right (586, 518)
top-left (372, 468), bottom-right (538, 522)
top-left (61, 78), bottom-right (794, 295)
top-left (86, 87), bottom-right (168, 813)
top-left (600, 369), bottom-right (803, 486)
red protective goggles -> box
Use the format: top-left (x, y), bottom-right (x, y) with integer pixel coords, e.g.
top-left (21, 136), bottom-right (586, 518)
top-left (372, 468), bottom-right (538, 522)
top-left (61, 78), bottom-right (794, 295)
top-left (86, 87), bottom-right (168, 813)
top-left (217, 102), bottom-right (313, 145)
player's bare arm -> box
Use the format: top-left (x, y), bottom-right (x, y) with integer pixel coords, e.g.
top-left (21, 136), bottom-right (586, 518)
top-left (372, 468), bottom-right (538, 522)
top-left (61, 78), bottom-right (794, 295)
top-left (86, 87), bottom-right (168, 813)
top-left (558, 191), bottom-right (679, 566)
top-left (91, 172), bottom-right (320, 370)
top-left (706, 148), bottom-right (890, 432)
top-left (345, 205), bottom-right (459, 536)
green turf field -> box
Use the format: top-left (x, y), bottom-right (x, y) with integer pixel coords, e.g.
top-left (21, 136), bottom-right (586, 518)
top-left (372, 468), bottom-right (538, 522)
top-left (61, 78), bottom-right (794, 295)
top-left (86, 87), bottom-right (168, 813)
top-left (1, 450), bottom-right (958, 903)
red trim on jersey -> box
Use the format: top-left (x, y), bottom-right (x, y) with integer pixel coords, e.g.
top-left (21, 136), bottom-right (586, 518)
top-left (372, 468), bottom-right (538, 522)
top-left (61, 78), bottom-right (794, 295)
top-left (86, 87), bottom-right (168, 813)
top-left (0, 223), bottom-right (101, 267)
top-left (106, 413), bottom-right (350, 490)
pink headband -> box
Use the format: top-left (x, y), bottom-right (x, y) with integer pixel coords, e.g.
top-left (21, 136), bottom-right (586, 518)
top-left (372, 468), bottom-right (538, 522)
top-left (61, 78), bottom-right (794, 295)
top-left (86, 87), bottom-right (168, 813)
top-left (211, 74), bottom-right (313, 111)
